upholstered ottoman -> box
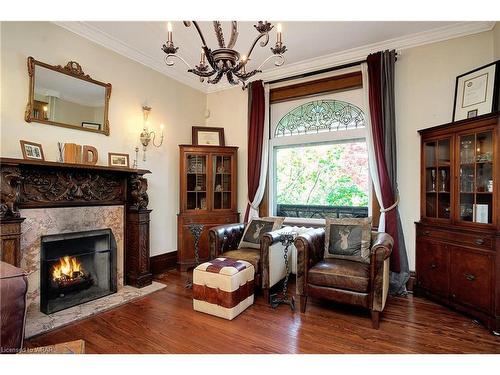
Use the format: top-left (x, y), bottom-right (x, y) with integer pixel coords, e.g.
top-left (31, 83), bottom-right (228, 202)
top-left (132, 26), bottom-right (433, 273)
top-left (193, 257), bottom-right (254, 320)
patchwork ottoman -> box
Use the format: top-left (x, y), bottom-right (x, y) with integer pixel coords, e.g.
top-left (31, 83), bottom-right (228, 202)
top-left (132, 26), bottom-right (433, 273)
top-left (193, 257), bottom-right (255, 320)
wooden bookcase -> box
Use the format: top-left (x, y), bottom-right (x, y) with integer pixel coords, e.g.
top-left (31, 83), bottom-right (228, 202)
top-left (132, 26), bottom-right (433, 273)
top-left (177, 145), bottom-right (239, 271)
top-left (416, 113), bottom-right (500, 334)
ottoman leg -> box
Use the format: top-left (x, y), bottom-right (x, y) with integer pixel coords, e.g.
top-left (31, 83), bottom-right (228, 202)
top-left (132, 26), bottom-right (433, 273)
top-left (299, 295), bottom-right (307, 313)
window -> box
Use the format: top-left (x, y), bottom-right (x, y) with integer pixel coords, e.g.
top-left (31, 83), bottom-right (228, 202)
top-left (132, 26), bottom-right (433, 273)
top-left (270, 90), bottom-right (370, 220)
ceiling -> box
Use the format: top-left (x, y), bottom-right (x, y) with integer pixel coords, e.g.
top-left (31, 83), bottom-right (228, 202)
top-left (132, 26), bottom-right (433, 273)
top-left (55, 21), bottom-right (495, 93)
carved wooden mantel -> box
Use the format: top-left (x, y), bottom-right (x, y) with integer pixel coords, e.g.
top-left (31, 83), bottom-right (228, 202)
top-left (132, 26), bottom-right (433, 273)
top-left (0, 157), bottom-right (153, 288)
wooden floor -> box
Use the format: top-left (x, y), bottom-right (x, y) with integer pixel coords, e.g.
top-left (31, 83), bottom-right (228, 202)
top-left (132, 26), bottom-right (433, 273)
top-left (27, 270), bottom-right (500, 354)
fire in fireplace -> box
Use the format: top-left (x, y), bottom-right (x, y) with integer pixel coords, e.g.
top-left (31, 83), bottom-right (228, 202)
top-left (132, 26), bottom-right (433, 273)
top-left (40, 229), bottom-right (117, 315)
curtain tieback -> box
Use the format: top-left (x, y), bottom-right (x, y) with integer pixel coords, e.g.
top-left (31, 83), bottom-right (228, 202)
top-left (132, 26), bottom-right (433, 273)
top-left (247, 199), bottom-right (259, 210)
top-left (380, 194), bottom-right (399, 213)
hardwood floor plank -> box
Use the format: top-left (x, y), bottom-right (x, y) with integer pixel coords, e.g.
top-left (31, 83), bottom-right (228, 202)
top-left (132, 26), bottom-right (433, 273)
top-left (26, 270), bottom-right (500, 354)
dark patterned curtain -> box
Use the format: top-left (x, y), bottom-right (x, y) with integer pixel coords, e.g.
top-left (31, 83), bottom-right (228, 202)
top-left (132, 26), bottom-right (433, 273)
top-left (367, 51), bottom-right (410, 295)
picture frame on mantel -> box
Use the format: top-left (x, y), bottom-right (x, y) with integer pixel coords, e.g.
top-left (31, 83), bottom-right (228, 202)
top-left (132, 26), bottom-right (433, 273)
top-left (20, 140), bottom-right (45, 161)
top-left (192, 126), bottom-right (225, 146)
top-left (452, 60), bottom-right (500, 122)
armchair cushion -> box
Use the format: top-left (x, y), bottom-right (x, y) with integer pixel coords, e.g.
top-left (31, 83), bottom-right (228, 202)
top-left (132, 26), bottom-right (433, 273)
top-left (222, 248), bottom-right (261, 271)
top-left (308, 259), bottom-right (370, 293)
top-left (238, 217), bottom-right (284, 249)
top-left (324, 217), bottom-right (372, 263)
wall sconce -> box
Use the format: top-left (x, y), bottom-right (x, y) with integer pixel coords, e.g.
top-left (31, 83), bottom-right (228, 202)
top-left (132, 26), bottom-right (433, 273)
top-left (139, 105), bottom-right (164, 162)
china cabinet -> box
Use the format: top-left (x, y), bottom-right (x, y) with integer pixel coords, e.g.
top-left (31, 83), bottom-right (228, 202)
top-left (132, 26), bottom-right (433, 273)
top-left (416, 113), bottom-right (500, 334)
top-left (177, 145), bottom-right (239, 271)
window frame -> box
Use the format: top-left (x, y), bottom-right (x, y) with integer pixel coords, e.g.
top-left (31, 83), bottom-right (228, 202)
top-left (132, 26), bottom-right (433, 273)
top-left (268, 97), bottom-right (372, 223)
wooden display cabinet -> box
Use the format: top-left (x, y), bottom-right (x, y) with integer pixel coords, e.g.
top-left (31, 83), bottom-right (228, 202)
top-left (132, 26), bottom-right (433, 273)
top-left (177, 145), bottom-right (239, 271)
top-left (416, 113), bottom-right (500, 334)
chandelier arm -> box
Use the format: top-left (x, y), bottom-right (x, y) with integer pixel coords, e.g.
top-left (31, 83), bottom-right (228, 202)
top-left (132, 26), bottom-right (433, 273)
top-left (227, 21), bottom-right (238, 49)
top-left (233, 69), bottom-right (262, 80)
top-left (185, 21), bottom-right (208, 47)
top-left (208, 71), bottom-right (224, 84)
top-left (164, 54), bottom-right (193, 69)
top-left (213, 21), bottom-right (225, 48)
top-left (245, 32), bottom-right (270, 61)
top-left (226, 71), bottom-right (240, 85)
top-left (203, 46), bottom-right (217, 71)
top-left (256, 54), bottom-right (285, 70)
top-left (188, 68), bottom-right (217, 78)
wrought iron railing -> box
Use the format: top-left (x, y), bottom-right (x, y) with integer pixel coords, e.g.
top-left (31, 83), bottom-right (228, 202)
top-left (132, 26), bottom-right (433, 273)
top-left (276, 204), bottom-right (368, 219)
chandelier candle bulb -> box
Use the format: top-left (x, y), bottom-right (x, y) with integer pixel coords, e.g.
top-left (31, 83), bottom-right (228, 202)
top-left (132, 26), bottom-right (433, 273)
top-left (167, 22), bottom-right (173, 43)
top-left (277, 23), bottom-right (282, 43)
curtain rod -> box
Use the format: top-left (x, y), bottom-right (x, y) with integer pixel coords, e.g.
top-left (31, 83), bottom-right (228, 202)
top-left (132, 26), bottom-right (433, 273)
top-left (265, 52), bottom-right (398, 86)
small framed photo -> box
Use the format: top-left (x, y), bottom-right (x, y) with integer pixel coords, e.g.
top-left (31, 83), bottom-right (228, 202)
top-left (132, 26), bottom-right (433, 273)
top-left (20, 140), bottom-right (45, 160)
top-left (452, 60), bottom-right (500, 122)
top-left (467, 109), bottom-right (478, 119)
top-left (192, 126), bottom-right (225, 146)
top-left (108, 152), bottom-right (129, 168)
top-left (82, 122), bottom-right (101, 130)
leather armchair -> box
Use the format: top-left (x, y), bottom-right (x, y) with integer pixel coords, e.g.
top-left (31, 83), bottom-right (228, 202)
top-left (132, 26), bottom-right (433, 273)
top-left (0, 261), bottom-right (28, 353)
top-left (295, 228), bottom-right (393, 329)
top-left (208, 223), bottom-right (267, 299)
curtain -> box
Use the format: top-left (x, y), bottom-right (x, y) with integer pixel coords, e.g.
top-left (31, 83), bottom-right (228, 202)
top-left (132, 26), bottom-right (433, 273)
top-left (363, 51), bottom-right (410, 295)
top-left (244, 80), bottom-right (269, 222)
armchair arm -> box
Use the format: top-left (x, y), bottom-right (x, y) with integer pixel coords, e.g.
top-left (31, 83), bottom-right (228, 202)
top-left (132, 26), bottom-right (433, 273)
top-left (208, 223), bottom-right (245, 259)
top-left (369, 232), bottom-right (394, 312)
top-left (261, 227), bottom-right (294, 290)
top-left (294, 228), bottom-right (325, 296)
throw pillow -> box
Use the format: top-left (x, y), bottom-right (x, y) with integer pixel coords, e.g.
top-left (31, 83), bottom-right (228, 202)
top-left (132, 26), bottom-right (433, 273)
top-left (238, 217), bottom-right (285, 249)
top-left (324, 217), bottom-right (372, 263)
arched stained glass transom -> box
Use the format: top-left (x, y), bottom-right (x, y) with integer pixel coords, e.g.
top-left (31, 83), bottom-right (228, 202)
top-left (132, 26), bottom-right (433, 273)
top-left (274, 100), bottom-right (365, 137)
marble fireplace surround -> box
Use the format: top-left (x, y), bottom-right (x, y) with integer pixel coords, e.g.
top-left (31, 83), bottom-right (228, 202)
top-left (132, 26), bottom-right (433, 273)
top-left (20, 205), bottom-right (166, 338)
top-left (20, 205), bottom-right (125, 310)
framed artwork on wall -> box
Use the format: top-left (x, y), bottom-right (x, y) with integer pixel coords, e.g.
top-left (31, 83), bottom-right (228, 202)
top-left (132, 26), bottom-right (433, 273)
top-left (452, 60), bottom-right (500, 122)
top-left (108, 152), bottom-right (129, 168)
top-left (20, 140), bottom-right (45, 161)
top-left (192, 126), bottom-right (225, 146)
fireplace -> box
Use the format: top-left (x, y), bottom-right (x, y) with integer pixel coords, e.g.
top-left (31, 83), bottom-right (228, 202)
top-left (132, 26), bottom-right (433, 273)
top-left (40, 229), bottom-right (117, 314)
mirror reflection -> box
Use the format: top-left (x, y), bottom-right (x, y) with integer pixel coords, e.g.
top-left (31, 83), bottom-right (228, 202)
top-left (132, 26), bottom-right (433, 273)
top-left (33, 65), bottom-right (106, 131)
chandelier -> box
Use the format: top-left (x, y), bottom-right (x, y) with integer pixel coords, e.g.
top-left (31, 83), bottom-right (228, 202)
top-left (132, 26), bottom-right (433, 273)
top-left (161, 21), bottom-right (287, 88)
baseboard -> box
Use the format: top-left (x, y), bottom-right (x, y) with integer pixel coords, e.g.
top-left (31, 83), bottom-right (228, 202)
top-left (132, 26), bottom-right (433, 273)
top-left (150, 251), bottom-right (178, 275)
top-left (406, 271), bottom-right (416, 292)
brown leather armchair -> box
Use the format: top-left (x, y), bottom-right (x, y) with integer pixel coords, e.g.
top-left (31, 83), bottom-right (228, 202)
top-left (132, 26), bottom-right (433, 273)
top-left (0, 261), bottom-right (28, 353)
top-left (295, 228), bottom-right (393, 329)
top-left (209, 223), bottom-right (273, 301)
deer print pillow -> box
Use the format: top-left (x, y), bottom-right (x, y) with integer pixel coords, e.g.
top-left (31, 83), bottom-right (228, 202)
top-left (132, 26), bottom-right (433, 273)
top-left (324, 217), bottom-right (372, 263)
top-left (239, 217), bottom-right (285, 249)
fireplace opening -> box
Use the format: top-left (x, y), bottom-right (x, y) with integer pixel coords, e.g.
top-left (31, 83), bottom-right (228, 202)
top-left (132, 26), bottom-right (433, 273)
top-left (40, 229), bottom-right (117, 315)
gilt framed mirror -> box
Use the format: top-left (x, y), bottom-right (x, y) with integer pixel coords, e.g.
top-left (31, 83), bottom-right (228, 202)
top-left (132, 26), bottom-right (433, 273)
top-left (25, 56), bottom-right (112, 135)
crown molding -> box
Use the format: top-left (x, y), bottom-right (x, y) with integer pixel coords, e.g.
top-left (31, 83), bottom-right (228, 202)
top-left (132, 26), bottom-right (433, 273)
top-left (54, 21), bottom-right (495, 95)
top-left (53, 21), bottom-right (205, 93)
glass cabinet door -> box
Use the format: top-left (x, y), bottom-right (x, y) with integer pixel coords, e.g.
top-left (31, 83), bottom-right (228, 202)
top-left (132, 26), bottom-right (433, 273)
top-left (186, 154), bottom-right (207, 210)
top-left (459, 131), bottom-right (494, 224)
top-left (424, 138), bottom-right (451, 219)
top-left (213, 155), bottom-right (233, 210)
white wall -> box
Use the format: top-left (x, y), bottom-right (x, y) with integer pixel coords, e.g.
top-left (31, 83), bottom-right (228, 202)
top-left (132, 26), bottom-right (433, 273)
top-left (0, 22), bottom-right (207, 256)
top-left (206, 29), bottom-right (497, 271)
top-left (206, 87), bottom-right (248, 217)
top-left (494, 22), bottom-right (500, 59)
